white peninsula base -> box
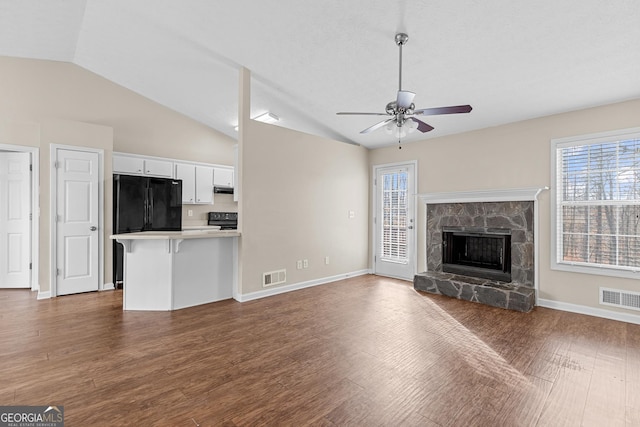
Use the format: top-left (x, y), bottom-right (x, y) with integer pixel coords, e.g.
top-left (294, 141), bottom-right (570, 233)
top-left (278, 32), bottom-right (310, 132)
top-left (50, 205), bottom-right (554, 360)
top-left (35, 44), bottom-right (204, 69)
top-left (111, 230), bottom-right (239, 311)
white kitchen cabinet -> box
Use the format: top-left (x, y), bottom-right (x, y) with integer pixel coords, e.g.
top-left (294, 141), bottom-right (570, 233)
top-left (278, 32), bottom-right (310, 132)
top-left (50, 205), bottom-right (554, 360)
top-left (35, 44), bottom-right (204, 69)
top-left (113, 154), bottom-right (173, 178)
top-left (113, 155), bottom-right (144, 175)
top-left (213, 167), bottom-right (234, 188)
top-left (144, 158), bottom-right (173, 177)
top-left (195, 165), bottom-right (214, 204)
top-left (176, 162), bottom-right (214, 204)
top-left (175, 163), bottom-right (196, 204)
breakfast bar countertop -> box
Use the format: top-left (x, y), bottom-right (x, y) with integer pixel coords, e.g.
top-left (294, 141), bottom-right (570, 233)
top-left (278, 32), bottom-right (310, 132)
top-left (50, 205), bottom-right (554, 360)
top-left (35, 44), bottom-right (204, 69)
top-left (110, 229), bottom-right (240, 240)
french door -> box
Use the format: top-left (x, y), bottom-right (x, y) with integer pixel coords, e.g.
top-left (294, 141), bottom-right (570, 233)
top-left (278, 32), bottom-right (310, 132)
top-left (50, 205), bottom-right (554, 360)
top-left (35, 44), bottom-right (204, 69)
top-left (374, 162), bottom-right (416, 280)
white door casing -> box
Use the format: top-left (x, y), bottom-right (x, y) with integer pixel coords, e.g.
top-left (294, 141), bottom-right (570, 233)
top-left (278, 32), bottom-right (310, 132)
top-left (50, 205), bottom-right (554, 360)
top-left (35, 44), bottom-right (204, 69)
top-left (54, 148), bottom-right (101, 295)
top-left (0, 152), bottom-right (31, 288)
top-left (373, 162), bottom-right (417, 280)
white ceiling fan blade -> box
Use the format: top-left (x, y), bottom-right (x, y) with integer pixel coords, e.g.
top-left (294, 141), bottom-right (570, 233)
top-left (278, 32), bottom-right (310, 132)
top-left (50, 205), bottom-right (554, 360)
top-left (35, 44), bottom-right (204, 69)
top-left (360, 118), bottom-right (395, 134)
top-left (396, 90), bottom-right (415, 109)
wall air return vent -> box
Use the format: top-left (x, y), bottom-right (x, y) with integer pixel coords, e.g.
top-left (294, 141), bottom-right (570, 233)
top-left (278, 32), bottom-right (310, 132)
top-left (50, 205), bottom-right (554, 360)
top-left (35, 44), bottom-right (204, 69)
top-left (263, 269), bottom-right (286, 287)
top-left (600, 287), bottom-right (640, 312)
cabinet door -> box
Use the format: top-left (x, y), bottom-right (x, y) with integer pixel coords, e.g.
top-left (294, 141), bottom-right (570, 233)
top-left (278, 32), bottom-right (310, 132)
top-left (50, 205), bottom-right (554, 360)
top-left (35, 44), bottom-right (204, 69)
top-left (144, 159), bottom-right (174, 177)
top-left (175, 163), bottom-right (196, 204)
top-left (195, 165), bottom-right (214, 204)
top-left (213, 167), bottom-right (234, 187)
top-left (113, 155), bottom-right (144, 175)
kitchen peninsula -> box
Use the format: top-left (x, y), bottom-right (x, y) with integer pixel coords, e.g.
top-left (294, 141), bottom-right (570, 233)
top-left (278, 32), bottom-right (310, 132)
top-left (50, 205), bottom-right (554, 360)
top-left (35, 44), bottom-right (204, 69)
top-left (111, 229), bottom-right (240, 311)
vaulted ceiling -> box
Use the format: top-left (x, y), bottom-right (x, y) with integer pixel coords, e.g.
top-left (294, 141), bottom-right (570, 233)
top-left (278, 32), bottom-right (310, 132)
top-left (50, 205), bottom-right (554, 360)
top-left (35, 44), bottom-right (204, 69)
top-left (1, 1), bottom-right (639, 148)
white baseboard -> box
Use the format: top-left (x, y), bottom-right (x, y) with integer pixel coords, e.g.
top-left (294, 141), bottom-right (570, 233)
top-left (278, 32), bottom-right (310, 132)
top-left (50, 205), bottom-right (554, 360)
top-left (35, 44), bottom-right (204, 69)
top-left (236, 269), bottom-right (370, 302)
top-left (37, 290), bottom-right (51, 300)
top-left (538, 298), bottom-right (640, 325)
top-left (101, 282), bottom-right (115, 291)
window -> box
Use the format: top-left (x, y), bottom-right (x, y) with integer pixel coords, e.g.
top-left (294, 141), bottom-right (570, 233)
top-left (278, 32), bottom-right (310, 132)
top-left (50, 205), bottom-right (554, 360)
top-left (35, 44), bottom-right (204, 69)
top-left (551, 127), bottom-right (640, 278)
top-left (380, 170), bottom-right (408, 263)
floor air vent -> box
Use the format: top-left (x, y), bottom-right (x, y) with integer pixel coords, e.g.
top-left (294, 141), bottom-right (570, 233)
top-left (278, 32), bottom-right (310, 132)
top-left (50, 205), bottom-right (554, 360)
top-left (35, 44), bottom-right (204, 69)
top-left (600, 287), bottom-right (640, 312)
top-left (263, 269), bottom-right (286, 287)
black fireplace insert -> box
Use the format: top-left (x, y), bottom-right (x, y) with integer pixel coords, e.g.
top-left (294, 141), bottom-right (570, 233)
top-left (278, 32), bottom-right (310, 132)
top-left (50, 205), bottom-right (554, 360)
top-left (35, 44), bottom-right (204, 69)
top-left (442, 228), bottom-right (511, 282)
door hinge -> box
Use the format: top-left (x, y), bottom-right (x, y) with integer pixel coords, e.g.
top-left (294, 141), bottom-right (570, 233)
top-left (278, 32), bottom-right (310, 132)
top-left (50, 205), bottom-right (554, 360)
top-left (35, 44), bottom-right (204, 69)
top-left (30, 164), bottom-right (33, 171)
top-left (53, 161), bottom-right (59, 169)
top-left (56, 268), bottom-right (61, 276)
top-left (29, 262), bottom-right (32, 270)
top-left (29, 213), bottom-right (32, 220)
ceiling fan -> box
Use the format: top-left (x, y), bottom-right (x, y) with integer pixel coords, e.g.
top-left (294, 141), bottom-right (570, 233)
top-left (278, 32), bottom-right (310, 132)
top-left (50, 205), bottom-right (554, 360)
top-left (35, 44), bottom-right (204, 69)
top-left (337, 33), bottom-right (472, 144)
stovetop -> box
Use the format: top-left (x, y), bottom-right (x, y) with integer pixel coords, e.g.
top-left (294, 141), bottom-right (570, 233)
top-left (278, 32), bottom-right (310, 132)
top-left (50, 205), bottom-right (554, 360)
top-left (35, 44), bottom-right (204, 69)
top-left (208, 211), bottom-right (238, 229)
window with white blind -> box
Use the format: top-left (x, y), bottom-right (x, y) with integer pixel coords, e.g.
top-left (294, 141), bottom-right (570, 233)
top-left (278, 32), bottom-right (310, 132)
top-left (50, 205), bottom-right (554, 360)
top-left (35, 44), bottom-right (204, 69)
top-left (380, 170), bottom-right (408, 263)
top-left (551, 127), bottom-right (640, 278)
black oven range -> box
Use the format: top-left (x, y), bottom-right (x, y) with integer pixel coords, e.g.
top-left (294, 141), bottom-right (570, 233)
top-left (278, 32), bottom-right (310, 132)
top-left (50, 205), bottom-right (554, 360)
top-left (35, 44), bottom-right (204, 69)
top-left (207, 212), bottom-right (238, 230)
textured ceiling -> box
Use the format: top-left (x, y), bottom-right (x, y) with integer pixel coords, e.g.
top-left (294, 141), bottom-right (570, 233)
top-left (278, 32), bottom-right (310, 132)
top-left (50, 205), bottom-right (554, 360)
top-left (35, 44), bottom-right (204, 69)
top-left (1, 0), bottom-right (640, 148)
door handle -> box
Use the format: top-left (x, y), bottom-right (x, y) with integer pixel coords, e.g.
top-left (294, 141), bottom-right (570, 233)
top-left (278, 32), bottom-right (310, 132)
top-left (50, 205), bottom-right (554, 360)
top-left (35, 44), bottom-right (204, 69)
top-left (408, 225), bottom-right (414, 230)
top-left (90, 226), bottom-right (97, 231)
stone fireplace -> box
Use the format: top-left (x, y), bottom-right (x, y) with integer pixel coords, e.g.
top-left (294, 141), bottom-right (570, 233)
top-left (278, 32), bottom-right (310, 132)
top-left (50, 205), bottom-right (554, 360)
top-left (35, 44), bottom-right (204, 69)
top-left (414, 188), bottom-right (546, 312)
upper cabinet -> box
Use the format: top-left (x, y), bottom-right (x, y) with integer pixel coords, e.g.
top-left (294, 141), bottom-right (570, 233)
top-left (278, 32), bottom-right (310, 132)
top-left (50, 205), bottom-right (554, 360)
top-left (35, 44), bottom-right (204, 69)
top-left (175, 163), bottom-right (196, 204)
top-left (113, 154), bottom-right (173, 178)
top-left (213, 167), bottom-right (234, 188)
top-left (175, 162), bottom-right (214, 204)
top-left (195, 165), bottom-right (214, 204)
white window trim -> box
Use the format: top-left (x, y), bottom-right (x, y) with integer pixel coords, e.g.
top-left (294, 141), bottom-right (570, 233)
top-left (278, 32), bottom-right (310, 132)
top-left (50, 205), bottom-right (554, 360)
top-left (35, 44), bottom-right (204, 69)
top-left (550, 126), bottom-right (640, 280)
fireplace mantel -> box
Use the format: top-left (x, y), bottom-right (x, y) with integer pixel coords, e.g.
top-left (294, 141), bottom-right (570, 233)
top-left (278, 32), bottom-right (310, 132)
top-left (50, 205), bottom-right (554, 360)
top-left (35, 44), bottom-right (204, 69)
top-left (418, 187), bottom-right (549, 204)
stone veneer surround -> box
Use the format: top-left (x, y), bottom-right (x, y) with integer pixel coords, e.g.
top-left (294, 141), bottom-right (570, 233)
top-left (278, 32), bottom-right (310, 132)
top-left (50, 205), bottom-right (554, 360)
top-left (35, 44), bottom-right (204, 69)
top-left (414, 188), bottom-right (547, 312)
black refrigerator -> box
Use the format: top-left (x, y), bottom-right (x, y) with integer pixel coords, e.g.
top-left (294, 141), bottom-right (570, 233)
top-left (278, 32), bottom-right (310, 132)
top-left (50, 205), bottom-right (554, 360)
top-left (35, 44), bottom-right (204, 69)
top-left (113, 174), bottom-right (182, 286)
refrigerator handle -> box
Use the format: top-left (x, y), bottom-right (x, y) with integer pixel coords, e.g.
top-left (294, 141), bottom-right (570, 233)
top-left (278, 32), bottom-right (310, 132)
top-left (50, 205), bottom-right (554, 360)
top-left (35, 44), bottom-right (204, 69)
top-left (148, 187), bottom-right (154, 228)
top-left (143, 187), bottom-right (149, 229)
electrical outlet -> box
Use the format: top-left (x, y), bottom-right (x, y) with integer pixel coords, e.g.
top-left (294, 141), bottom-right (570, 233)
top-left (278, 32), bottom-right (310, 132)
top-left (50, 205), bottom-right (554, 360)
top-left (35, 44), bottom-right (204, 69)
top-left (325, 256), bottom-right (330, 265)
top-left (296, 260), bottom-right (303, 270)
top-left (187, 209), bottom-right (193, 217)
top-left (303, 259), bottom-right (309, 268)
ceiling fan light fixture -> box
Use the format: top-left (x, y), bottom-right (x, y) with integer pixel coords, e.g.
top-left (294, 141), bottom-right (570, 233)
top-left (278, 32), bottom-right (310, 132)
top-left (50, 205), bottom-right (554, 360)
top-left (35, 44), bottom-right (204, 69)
top-left (405, 118), bottom-right (419, 133)
top-left (385, 121), bottom-right (396, 134)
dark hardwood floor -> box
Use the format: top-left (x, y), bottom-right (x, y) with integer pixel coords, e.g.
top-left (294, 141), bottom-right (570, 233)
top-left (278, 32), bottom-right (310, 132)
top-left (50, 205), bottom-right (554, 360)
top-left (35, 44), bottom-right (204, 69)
top-left (1, 275), bottom-right (640, 426)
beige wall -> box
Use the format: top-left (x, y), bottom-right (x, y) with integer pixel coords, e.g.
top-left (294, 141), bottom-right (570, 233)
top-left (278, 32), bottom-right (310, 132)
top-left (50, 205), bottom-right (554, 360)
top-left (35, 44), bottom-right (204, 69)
top-left (239, 119), bottom-right (370, 295)
top-left (369, 98), bottom-right (640, 316)
top-left (0, 56), bottom-right (236, 293)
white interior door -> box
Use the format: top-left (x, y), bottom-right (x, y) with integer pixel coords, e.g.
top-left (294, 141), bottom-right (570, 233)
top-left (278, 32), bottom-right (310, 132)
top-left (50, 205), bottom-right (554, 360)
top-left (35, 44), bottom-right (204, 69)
top-left (374, 163), bottom-right (416, 280)
top-left (55, 149), bottom-right (100, 295)
top-left (0, 152), bottom-right (31, 288)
